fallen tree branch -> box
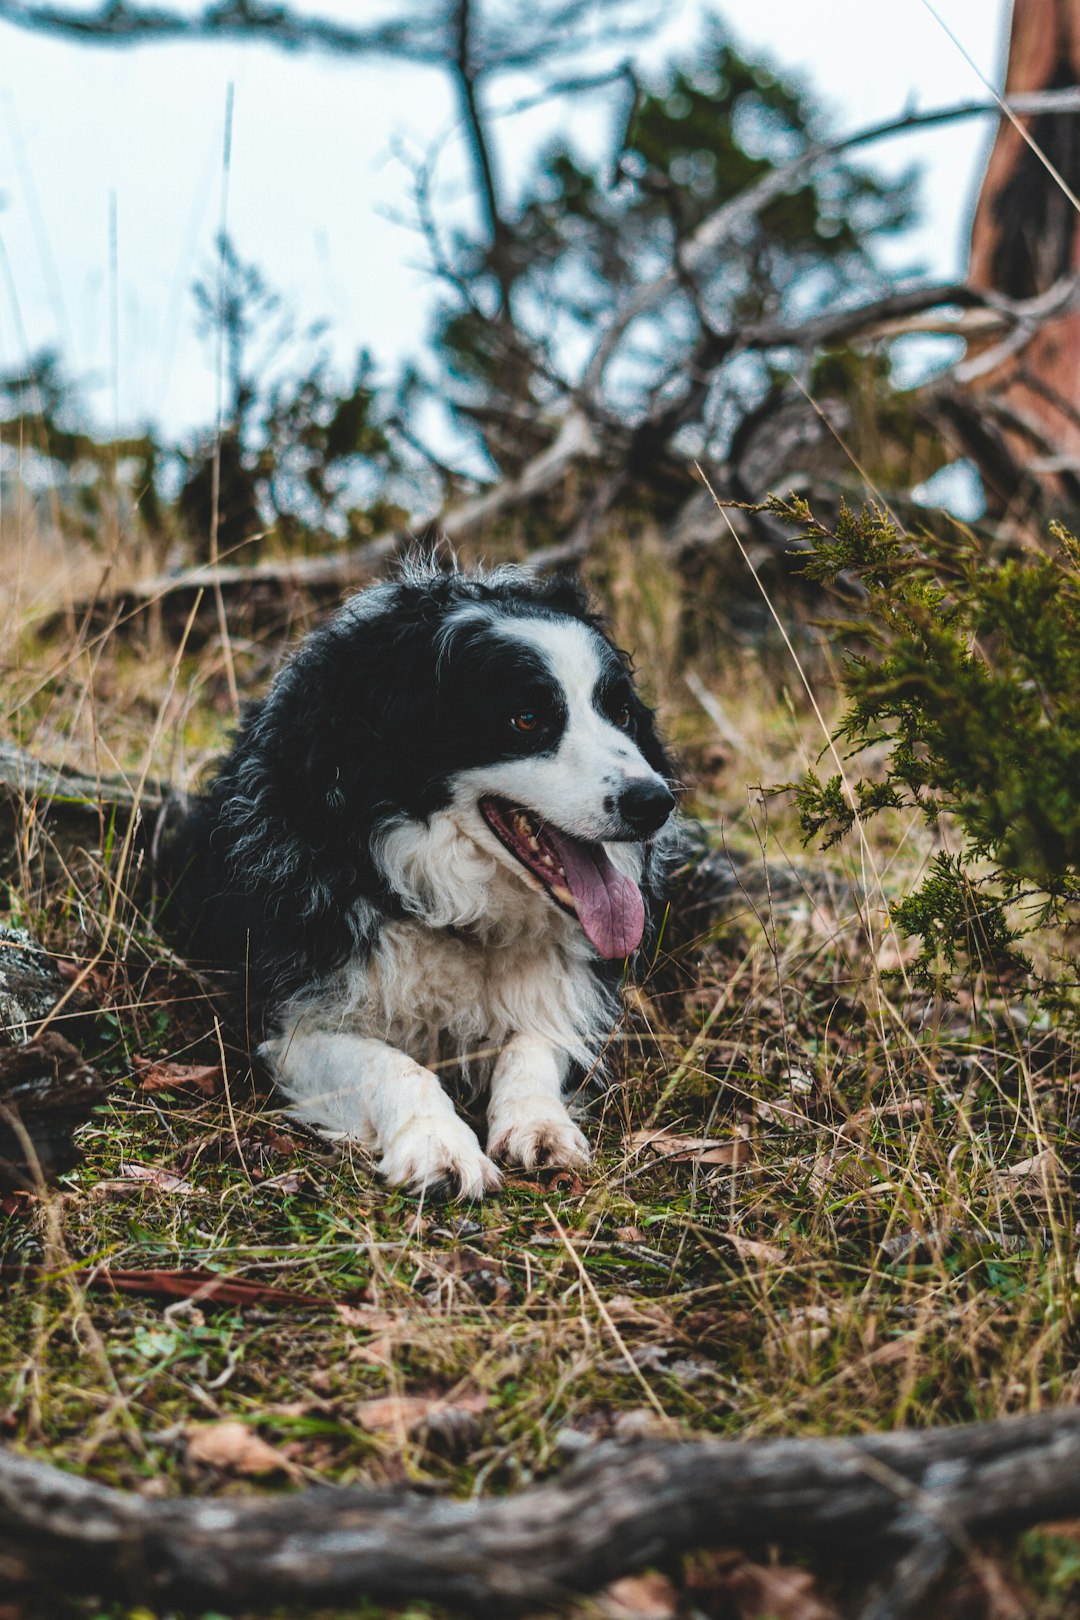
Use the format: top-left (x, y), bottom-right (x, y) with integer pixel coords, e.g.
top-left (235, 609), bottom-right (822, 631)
top-left (73, 271), bottom-right (1079, 627)
top-left (56, 409), bottom-right (599, 634)
top-left (0, 741), bottom-right (165, 818)
top-left (0, 739), bottom-right (167, 893)
top-left (2, 1410), bottom-right (1080, 1613)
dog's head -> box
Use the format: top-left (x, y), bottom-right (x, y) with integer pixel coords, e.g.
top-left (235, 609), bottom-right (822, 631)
top-left (254, 565), bottom-right (677, 960)
top-left (429, 579), bottom-right (675, 957)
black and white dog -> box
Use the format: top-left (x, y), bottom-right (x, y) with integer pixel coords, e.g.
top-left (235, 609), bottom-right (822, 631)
top-left (166, 563), bottom-right (679, 1198)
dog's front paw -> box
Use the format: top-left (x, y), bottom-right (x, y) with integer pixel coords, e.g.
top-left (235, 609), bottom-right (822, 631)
top-left (379, 1112), bottom-right (502, 1201)
top-left (488, 1102), bottom-right (591, 1171)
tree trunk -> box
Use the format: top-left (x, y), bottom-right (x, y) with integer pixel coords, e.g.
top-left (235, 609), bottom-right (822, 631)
top-left (967, 0), bottom-right (1080, 459)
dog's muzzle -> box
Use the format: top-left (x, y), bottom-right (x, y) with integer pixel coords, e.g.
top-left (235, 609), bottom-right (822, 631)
top-left (616, 778), bottom-right (676, 838)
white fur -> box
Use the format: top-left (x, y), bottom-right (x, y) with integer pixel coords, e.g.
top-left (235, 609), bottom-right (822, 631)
top-left (262, 1023), bottom-right (500, 1198)
top-left (457, 617), bottom-right (657, 843)
top-left (487, 1034), bottom-right (589, 1170)
top-left (260, 604), bottom-right (672, 1199)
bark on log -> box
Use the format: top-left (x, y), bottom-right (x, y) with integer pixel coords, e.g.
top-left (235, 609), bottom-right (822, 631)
top-left (0, 924), bottom-right (67, 1044)
top-left (0, 1029), bottom-right (109, 1188)
top-left (0, 740), bottom-right (165, 885)
top-left (0, 925), bottom-right (108, 1188)
top-left (1, 1410), bottom-right (1080, 1614)
top-left (967, 0), bottom-right (1080, 461)
top-left (0, 741), bottom-right (164, 818)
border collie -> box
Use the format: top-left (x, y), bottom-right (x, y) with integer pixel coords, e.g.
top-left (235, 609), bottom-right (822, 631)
top-left (166, 563), bottom-right (678, 1198)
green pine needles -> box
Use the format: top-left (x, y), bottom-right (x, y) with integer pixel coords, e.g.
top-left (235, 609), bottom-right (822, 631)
top-left (768, 494), bottom-right (1080, 993)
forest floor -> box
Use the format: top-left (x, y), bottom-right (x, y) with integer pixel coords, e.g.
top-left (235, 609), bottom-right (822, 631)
top-left (0, 538), bottom-right (1078, 1620)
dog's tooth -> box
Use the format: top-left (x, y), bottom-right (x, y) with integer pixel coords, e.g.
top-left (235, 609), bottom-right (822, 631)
top-left (551, 883), bottom-right (577, 910)
top-left (528, 836), bottom-right (539, 851)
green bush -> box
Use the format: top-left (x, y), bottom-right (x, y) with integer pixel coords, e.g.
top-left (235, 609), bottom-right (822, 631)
top-left (768, 494), bottom-right (1080, 992)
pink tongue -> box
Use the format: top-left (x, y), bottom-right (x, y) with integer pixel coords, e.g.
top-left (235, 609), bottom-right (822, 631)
top-left (546, 830), bottom-right (645, 959)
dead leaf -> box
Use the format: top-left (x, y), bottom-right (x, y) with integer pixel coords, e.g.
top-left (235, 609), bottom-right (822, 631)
top-left (625, 1127), bottom-right (751, 1166)
top-left (838, 1097), bottom-right (926, 1140)
top-left (264, 1128), bottom-right (300, 1155)
top-left (602, 1571), bottom-right (679, 1619)
top-left (1000, 1149), bottom-right (1069, 1195)
top-left (133, 1055), bottom-right (222, 1098)
top-left (356, 1389), bottom-right (488, 1436)
top-left (808, 1148), bottom-right (872, 1197)
top-left (348, 1336), bottom-right (395, 1365)
top-left (627, 1128), bottom-right (721, 1157)
top-left (605, 1296), bottom-right (678, 1332)
top-left (826, 1337), bottom-right (913, 1387)
top-left (769, 1305), bottom-right (834, 1355)
top-left (268, 1399), bottom-right (317, 1419)
top-left (335, 1304), bottom-right (400, 1331)
top-left (54, 958), bottom-right (113, 1001)
top-left (709, 1558), bottom-right (839, 1620)
top-left (118, 1161), bottom-right (194, 1194)
top-left (504, 1166), bottom-right (587, 1195)
top-left (719, 1231), bottom-right (786, 1266)
top-left (441, 1249), bottom-right (511, 1300)
top-left (186, 1419), bottom-right (298, 1478)
top-left (616, 1225), bottom-right (646, 1243)
top-left (626, 1129), bottom-right (752, 1168)
top-left (260, 1169), bottom-right (305, 1194)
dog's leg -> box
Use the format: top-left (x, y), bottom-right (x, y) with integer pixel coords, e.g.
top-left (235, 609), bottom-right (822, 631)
top-left (262, 1027), bottom-right (500, 1199)
top-left (486, 1034), bottom-right (590, 1170)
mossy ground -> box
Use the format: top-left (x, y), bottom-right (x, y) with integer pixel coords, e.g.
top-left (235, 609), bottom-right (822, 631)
top-left (1, 537), bottom-right (1078, 1619)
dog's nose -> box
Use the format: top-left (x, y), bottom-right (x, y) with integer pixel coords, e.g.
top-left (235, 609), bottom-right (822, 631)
top-left (617, 778), bottom-right (676, 836)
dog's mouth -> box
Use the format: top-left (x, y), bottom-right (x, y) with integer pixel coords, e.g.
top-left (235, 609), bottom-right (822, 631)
top-left (479, 795), bottom-right (644, 960)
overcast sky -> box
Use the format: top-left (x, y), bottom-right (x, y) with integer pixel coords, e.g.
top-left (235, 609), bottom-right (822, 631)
top-left (0, 0), bottom-right (1009, 442)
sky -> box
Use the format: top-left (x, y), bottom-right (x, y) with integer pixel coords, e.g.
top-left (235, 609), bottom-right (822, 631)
top-left (0, 0), bottom-right (1010, 445)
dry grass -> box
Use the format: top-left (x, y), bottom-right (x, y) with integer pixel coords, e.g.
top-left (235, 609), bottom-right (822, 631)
top-left (1, 517), bottom-right (1079, 1620)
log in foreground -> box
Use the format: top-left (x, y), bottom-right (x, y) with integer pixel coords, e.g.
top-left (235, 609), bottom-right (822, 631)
top-left (2, 1411), bottom-right (1080, 1613)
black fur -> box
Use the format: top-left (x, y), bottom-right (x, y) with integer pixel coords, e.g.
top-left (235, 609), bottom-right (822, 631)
top-left (161, 568), bottom-right (676, 1021)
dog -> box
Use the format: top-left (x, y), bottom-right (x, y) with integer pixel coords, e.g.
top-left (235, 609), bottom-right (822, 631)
top-left (164, 562), bottom-right (679, 1198)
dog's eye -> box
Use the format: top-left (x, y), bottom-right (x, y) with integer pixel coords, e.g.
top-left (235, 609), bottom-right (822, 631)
top-left (511, 710), bottom-right (541, 733)
top-left (614, 704), bottom-right (633, 730)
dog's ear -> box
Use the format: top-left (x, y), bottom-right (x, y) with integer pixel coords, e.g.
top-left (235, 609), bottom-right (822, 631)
top-left (271, 596), bottom-right (440, 809)
top-left (170, 595), bottom-right (436, 999)
top-left (525, 572), bottom-right (606, 632)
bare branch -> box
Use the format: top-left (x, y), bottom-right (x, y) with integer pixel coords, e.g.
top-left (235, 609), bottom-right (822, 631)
top-left (0, 0), bottom-right (443, 58)
top-left (579, 88), bottom-right (1080, 400)
top-left (54, 272), bottom-right (1080, 634)
top-left (450, 0), bottom-right (513, 316)
top-left (489, 62), bottom-right (634, 122)
top-left (52, 407), bottom-right (598, 634)
top-left (0, 0), bottom-right (656, 72)
top-left (738, 277), bottom-right (1080, 356)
